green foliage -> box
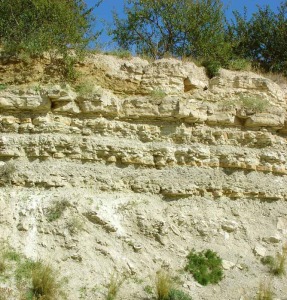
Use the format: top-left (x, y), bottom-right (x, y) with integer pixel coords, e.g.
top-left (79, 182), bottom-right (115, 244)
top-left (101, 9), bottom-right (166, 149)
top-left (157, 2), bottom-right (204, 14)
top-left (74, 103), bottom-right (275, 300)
top-left (0, 257), bottom-right (6, 274)
top-left (168, 289), bottom-right (192, 300)
top-left (105, 273), bottom-right (125, 300)
top-left (228, 58), bottom-right (252, 71)
top-left (111, 0), bottom-right (231, 62)
top-left (0, 0), bottom-right (101, 56)
top-left (0, 0), bottom-right (102, 79)
top-left (3, 250), bottom-right (21, 262)
top-left (46, 199), bottom-right (71, 222)
top-left (0, 84), bottom-right (7, 91)
top-left (144, 285), bottom-right (153, 295)
top-left (150, 89), bottom-right (167, 100)
top-left (30, 263), bottom-right (66, 300)
top-left (239, 95), bottom-right (269, 112)
top-left (202, 60), bottom-right (221, 78)
top-left (75, 81), bottom-right (95, 98)
top-left (15, 259), bottom-right (40, 282)
top-left (227, 2), bottom-right (287, 74)
top-left (107, 49), bottom-right (132, 59)
top-left (185, 249), bottom-right (223, 286)
top-left (155, 270), bottom-right (173, 300)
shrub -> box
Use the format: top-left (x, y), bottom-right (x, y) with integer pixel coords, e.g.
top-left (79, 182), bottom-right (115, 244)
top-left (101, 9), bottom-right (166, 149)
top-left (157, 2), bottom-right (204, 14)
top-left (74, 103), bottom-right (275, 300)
top-left (46, 199), bottom-right (70, 222)
top-left (0, 0), bottom-right (102, 80)
top-left (185, 249), bottom-right (223, 286)
top-left (202, 60), bottom-right (221, 78)
top-left (105, 273), bottom-right (125, 300)
top-left (155, 270), bottom-right (173, 300)
top-left (168, 289), bottom-right (192, 300)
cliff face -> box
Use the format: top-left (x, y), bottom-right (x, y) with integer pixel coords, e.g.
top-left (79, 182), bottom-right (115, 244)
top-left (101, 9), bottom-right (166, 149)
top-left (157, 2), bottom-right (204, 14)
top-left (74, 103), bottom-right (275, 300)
top-left (0, 55), bottom-right (287, 299)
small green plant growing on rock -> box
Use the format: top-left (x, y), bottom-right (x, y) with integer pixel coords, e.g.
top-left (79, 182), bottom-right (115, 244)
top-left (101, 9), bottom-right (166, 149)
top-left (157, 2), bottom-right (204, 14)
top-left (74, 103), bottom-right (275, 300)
top-left (46, 199), bottom-right (70, 222)
top-left (150, 89), bottom-right (166, 100)
top-left (261, 245), bottom-right (287, 276)
top-left (74, 81), bottom-right (95, 97)
top-left (168, 289), bottom-right (192, 300)
top-left (239, 95), bottom-right (269, 112)
top-left (185, 249), bottom-right (223, 286)
top-left (0, 84), bottom-right (7, 91)
top-left (144, 284), bottom-right (153, 295)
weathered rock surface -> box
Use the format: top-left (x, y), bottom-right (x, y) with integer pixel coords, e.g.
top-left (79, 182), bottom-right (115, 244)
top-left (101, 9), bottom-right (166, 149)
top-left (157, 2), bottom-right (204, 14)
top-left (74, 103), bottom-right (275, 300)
top-left (0, 55), bottom-right (287, 300)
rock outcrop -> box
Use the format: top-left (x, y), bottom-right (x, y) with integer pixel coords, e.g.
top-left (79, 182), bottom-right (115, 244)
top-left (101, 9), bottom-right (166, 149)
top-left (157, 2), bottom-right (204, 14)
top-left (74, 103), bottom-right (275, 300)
top-left (0, 55), bottom-right (287, 300)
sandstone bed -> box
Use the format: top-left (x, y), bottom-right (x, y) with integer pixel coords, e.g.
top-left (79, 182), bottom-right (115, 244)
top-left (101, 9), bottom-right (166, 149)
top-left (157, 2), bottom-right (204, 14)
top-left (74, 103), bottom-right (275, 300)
top-left (0, 54), bottom-right (287, 299)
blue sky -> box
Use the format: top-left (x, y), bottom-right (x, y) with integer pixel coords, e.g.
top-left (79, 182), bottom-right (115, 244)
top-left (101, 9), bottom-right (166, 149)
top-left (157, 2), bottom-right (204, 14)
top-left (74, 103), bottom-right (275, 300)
top-left (86, 0), bottom-right (281, 48)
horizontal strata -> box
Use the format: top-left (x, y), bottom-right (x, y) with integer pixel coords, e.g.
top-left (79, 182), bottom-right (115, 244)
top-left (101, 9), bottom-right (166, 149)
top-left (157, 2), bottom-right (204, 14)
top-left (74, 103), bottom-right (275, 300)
top-left (0, 55), bottom-right (287, 201)
top-left (1, 56), bottom-right (287, 300)
top-left (0, 132), bottom-right (286, 175)
top-left (1, 160), bottom-right (287, 201)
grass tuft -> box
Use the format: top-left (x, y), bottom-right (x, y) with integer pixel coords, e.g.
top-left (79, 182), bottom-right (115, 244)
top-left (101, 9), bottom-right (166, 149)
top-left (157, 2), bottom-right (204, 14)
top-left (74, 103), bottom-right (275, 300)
top-left (30, 263), bottom-right (66, 300)
top-left (155, 270), bottom-right (173, 300)
top-left (107, 49), bottom-right (132, 59)
top-left (105, 273), bottom-right (125, 300)
top-left (261, 245), bottom-right (287, 276)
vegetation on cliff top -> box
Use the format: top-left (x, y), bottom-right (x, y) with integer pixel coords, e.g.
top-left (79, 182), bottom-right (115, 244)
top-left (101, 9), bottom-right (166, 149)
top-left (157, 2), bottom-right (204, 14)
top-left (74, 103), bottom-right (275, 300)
top-left (0, 0), bottom-right (286, 77)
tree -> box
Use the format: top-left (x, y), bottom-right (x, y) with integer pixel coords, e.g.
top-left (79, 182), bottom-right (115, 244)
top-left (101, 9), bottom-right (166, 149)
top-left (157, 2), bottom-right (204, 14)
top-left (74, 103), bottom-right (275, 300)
top-left (227, 1), bottom-right (287, 73)
top-left (0, 0), bottom-right (101, 61)
top-left (111, 0), bottom-right (231, 62)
